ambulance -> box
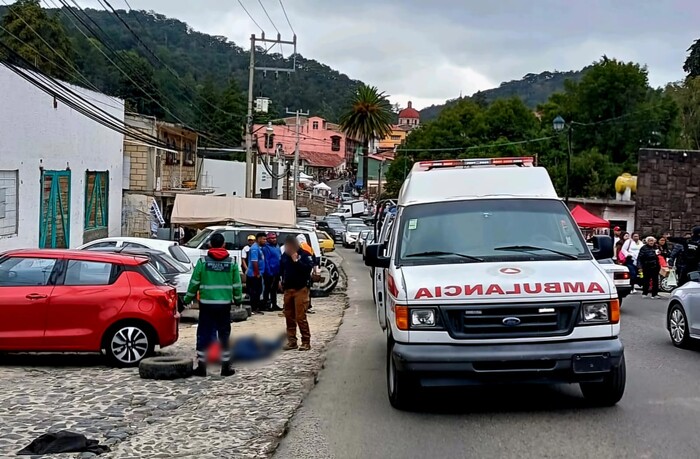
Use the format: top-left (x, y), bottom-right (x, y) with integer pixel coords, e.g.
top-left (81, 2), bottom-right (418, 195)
top-left (365, 157), bottom-right (625, 410)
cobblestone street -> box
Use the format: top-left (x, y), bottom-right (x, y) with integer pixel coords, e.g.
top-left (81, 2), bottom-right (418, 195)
top-left (0, 256), bottom-right (347, 459)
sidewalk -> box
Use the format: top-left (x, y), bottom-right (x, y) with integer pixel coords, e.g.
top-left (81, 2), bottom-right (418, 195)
top-left (0, 254), bottom-right (348, 459)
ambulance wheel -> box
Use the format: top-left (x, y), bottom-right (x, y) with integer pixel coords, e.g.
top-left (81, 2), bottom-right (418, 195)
top-left (387, 334), bottom-right (416, 410)
top-left (579, 355), bottom-right (626, 407)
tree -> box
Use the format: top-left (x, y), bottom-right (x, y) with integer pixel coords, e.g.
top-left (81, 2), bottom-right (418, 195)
top-left (0, 0), bottom-right (74, 80)
top-left (339, 84), bottom-right (393, 193)
top-left (206, 78), bottom-right (245, 148)
top-left (684, 39), bottom-right (700, 78)
top-left (114, 50), bottom-right (165, 118)
top-left (666, 78), bottom-right (700, 150)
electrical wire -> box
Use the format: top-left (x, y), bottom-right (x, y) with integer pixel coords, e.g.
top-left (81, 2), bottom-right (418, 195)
top-left (257, 0), bottom-right (279, 34)
top-left (237, 0), bottom-right (264, 32)
top-left (278, 0), bottom-right (295, 36)
top-left (395, 135), bottom-right (557, 153)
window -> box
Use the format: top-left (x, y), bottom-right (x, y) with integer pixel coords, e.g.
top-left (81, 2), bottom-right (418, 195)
top-left (84, 171), bottom-right (109, 231)
top-left (0, 170), bottom-right (18, 237)
top-left (265, 133), bottom-right (275, 149)
top-left (184, 229), bottom-right (213, 248)
top-left (396, 199), bottom-right (589, 266)
top-left (168, 245), bottom-right (192, 265)
top-left (331, 136), bottom-right (341, 152)
top-left (391, 135), bottom-right (401, 141)
top-left (312, 121), bottom-right (319, 130)
top-left (163, 133), bottom-right (180, 166)
top-left (64, 260), bottom-right (114, 286)
top-left (84, 241), bottom-right (118, 250)
top-left (0, 257), bottom-right (56, 286)
top-left (184, 140), bottom-right (196, 167)
top-left (123, 242), bottom-right (148, 250)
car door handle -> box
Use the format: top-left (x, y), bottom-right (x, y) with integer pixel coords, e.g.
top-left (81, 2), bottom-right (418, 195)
top-left (26, 293), bottom-right (48, 300)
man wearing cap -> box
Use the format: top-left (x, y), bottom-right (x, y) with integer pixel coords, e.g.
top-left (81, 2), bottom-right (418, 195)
top-left (613, 226), bottom-right (621, 246)
top-left (262, 232), bottom-right (282, 312)
top-left (241, 234), bottom-right (255, 274)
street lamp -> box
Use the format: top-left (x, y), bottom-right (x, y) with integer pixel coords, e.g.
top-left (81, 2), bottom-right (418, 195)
top-left (553, 115), bottom-right (572, 204)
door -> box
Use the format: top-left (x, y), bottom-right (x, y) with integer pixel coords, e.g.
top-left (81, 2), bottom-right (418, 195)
top-left (45, 260), bottom-right (130, 350)
top-left (39, 170), bottom-right (71, 249)
top-left (0, 256), bottom-right (57, 349)
top-left (374, 216), bottom-right (394, 330)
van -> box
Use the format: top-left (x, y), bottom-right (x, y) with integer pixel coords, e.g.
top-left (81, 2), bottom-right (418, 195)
top-left (364, 157), bottom-right (624, 409)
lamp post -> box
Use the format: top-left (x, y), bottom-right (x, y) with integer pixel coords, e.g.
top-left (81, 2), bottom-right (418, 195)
top-left (553, 115), bottom-right (572, 204)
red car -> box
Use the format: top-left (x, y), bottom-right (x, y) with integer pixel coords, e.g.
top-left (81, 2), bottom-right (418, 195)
top-left (0, 249), bottom-right (179, 366)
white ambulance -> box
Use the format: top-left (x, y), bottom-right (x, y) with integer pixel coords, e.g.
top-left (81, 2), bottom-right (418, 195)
top-left (365, 157), bottom-right (625, 410)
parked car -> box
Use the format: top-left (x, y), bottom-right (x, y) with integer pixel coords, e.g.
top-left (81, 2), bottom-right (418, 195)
top-left (340, 192), bottom-right (353, 202)
top-left (345, 217), bottom-right (365, 228)
top-left (362, 231), bottom-right (375, 260)
top-left (84, 247), bottom-right (192, 312)
top-left (355, 229), bottom-right (371, 253)
top-left (667, 271), bottom-right (700, 348)
top-left (297, 207), bottom-right (311, 218)
top-left (77, 237), bottom-right (193, 270)
top-left (344, 224), bottom-right (369, 248)
top-left (317, 231), bottom-right (335, 253)
top-left (317, 219), bottom-right (345, 243)
top-left (597, 258), bottom-right (632, 305)
top-left (0, 249), bottom-right (179, 366)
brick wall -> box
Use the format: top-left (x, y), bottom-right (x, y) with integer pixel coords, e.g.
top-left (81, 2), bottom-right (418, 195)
top-left (635, 148), bottom-right (700, 236)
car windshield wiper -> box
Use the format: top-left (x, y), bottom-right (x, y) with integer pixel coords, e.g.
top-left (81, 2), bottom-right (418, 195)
top-left (404, 251), bottom-right (484, 262)
top-left (493, 245), bottom-right (578, 260)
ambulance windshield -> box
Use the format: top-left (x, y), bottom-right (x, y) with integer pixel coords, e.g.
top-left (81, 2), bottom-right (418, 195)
top-left (397, 199), bottom-right (590, 266)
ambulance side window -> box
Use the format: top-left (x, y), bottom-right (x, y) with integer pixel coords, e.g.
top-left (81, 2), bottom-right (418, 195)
top-left (385, 213), bottom-right (398, 259)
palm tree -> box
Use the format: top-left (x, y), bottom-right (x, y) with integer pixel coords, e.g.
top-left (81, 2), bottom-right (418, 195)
top-left (339, 84), bottom-right (394, 195)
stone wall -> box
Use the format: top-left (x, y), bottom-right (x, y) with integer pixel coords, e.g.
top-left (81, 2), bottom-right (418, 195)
top-left (635, 148), bottom-right (700, 236)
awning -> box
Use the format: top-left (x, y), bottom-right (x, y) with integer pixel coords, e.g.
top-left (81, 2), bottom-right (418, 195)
top-left (313, 182), bottom-right (332, 191)
top-left (570, 205), bottom-right (609, 228)
top-left (170, 194), bottom-right (296, 228)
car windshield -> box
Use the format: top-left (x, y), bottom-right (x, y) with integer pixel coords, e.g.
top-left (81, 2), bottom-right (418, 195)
top-left (184, 229), bottom-right (212, 248)
top-left (347, 225), bottom-right (367, 233)
top-left (160, 254), bottom-right (190, 273)
top-left (397, 199), bottom-right (589, 266)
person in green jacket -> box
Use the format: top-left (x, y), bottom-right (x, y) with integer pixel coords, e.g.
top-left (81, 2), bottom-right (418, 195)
top-left (183, 232), bottom-right (243, 377)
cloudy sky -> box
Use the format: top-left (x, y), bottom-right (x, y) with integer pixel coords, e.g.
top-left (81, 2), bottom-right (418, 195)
top-left (79, 0), bottom-right (699, 109)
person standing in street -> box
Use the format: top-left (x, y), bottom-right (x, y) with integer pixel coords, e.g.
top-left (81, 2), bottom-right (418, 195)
top-left (637, 236), bottom-right (661, 298)
top-left (183, 232), bottom-right (243, 377)
top-left (246, 232), bottom-right (267, 315)
top-left (280, 235), bottom-right (314, 351)
top-left (262, 232), bottom-right (282, 312)
top-left (241, 234), bottom-right (255, 273)
top-left (621, 232), bottom-right (643, 292)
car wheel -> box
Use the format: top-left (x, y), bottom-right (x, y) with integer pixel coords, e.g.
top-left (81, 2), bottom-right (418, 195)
top-left (139, 356), bottom-right (193, 380)
top-left (668, 303), bottom-right (691, 348)
top-left (579, 355), bottom-right (626, 407)
top-left (103, 322), bottom-right (155, 367)
top-left (387, 333), bottom-right (416, 410)
top-left (660, 276), bottom-right (674, 293)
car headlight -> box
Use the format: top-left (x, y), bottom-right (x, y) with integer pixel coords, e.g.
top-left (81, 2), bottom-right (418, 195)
top-left (411, 309), bottom-right (436, 327)
top-left (581, 303), bottom-right (609, 323)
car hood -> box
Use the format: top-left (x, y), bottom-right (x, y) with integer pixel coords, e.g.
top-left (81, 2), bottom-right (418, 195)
top-left (397, 260), bottom-right (613, 304)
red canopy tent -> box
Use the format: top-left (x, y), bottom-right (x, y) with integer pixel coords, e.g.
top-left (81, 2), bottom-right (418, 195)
top-left (570, 205), bottom-right (609, 228)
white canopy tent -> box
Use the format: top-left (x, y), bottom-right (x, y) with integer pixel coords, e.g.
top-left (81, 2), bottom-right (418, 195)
top-left (170, 194), bottom-right (296, 228)
top-left (313, 182), bottom-right (332, 191)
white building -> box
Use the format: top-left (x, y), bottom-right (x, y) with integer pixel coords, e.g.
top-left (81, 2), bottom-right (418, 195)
top-left (199, 158), bottom-right (284, 199)
top-left (0, 66), bottom-right (125, 251)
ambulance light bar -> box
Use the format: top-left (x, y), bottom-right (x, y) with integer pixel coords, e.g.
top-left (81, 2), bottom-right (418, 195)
top-left (416, 157), bottom-right (534, 171)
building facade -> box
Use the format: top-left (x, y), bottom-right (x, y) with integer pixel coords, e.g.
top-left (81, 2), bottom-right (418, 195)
top-left (635, 148), bottom-right (700, 236)
top-left (0, 66), bottom-right (124, 251)
top-left (377, 101), bottom-right (421, 152)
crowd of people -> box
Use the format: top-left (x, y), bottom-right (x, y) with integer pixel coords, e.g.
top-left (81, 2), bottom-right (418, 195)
top-left (613, 226), bottom-right (700, 298)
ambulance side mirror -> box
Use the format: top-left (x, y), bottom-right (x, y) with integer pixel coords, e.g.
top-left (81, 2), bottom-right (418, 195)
top-left (590, 235), bottom-right (614, 260)
top-left (365, 243), bottom-right (390, 268)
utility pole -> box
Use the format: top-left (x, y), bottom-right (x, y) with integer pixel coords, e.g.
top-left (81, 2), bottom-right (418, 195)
top-left (286, 108), bottom-right (309, 207)
top-left (244, 33), bottom-right (297, 198)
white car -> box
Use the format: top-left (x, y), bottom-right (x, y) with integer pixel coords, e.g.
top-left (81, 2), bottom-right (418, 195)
top-left (667, 272), bottom-right (700, 348)
top-left (344, 224), bottom-right (369, 248)
top-left (77, 237), bottom-right (193, 270)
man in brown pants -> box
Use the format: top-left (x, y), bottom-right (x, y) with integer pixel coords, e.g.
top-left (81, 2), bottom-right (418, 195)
top-left (280, 235), bottom-right (314, 351)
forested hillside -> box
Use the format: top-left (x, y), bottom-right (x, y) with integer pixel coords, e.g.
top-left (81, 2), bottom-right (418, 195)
top-left (420, 69), bottom-right (587, 121)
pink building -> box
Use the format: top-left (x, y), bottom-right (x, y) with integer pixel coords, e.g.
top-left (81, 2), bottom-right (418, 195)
top-left (254, 116), bottom-right (361, 178)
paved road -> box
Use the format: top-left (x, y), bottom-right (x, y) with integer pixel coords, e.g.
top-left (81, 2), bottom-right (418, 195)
top-left (276, 248), bottom-right (700, 459)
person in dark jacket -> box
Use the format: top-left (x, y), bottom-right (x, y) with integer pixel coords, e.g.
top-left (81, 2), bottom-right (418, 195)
top-left (679, 227), bottom-right (700, 286)
top-left (262, 232), bottom-right (282, 312)
top-left (280, 235), bottom-right (314, 351)
top-left (669, 233), bottom-right (691, 283)
top-left (637, 236), bottom-right (661, 298)
top-left (184, 232), bottom-right (243, 377)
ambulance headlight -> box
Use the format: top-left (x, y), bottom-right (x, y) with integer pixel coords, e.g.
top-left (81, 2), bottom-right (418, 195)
top-left (411, 309), bottom-right (436, 327)
top-left (581, 302), bottom-right (609, 323)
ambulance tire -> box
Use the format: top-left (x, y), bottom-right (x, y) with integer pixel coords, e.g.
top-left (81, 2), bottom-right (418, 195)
top-left (387, 333), bottom-right (416, 410)
top-left (579, 355), bottom-right (626, 407)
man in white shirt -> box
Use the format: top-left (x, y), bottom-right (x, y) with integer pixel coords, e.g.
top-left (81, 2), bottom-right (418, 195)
top-left (621, 232), bottom-right (643, 293)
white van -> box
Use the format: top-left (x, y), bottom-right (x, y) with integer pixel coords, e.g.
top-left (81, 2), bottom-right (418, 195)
top-left (365, 157), bottom-right (624, 409)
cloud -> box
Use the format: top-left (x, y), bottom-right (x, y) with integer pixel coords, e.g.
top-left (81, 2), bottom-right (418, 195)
top-left (76, 0), bottom-right (698, 108)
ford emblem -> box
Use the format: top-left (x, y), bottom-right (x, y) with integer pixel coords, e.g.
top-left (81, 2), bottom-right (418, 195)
top-left (502, 317), bottom-right (521, 327)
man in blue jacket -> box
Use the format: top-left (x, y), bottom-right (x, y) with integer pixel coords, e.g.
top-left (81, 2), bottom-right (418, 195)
top-left (262, 232), bottom-right (282, 312)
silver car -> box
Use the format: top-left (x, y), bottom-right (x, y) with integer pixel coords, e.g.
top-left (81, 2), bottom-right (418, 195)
top-left (667, 272), bottom-right (700, 347)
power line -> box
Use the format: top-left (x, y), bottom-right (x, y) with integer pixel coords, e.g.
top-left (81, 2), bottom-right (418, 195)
top-left (257, 0), bottom-right (279, 34)
top-left (237, 0), bottom-right (263, 32)
top-left (278, 0), bottom-right (295, 36)
top-left (396, 136), bottom-right (556, 153)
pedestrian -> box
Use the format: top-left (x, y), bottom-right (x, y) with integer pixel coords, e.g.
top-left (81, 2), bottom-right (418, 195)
top-left (637, 236), bottom-right (661, 298)
top-left (183, 232), bottom-right (243, 377)
top-left (296, 234), bottom-right (318, 314)
top-left (246, 232), bottom-right (267, 315)
top-left (241, 234), bottom-right (255, 273)
top-left (262, 232), bottom-right (282, 312)
top-left (658, 236), bottom-right (671, 260)
top-left (612, 226), bottom-right (621, 246)
top-left (280, 235), bottom-right (314, 351)
top-left (678, 227), bottom-right (700, 286)
top-left (621, 232), bottom-right (643, 292)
